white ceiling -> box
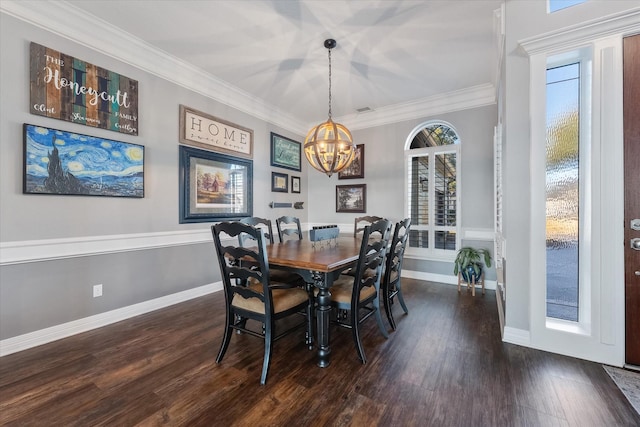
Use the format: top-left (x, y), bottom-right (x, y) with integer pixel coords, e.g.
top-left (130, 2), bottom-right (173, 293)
top-left (60, 0), bottom-right (503, 129)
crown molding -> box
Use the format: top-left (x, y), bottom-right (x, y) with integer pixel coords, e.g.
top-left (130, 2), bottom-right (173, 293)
top-left (340, 83), bottom-right (497, 131)
top-left (0, 0), bottom-right (309, 134)
top-left (519, 7), bottom-right (640, 56)
top-left (2, 0), bottom-right (498, 135)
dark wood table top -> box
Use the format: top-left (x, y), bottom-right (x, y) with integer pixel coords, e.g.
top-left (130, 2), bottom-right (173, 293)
top-left (265, 237), bottom-right (361, 273)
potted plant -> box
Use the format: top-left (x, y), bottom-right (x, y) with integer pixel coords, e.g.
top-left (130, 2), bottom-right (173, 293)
top-left (454, 246), bottom-right (492, 283)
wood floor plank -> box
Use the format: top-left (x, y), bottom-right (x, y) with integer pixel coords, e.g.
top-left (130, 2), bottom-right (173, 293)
top-left (0, 279), bottom-right (638, 426)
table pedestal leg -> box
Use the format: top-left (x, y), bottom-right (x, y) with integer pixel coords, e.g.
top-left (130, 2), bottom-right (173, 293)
top-left (315, 287), bottom-right (331, 368)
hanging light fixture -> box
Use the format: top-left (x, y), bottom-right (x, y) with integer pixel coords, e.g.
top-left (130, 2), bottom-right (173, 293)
top-left (304, 39), bottom-right (357, 177)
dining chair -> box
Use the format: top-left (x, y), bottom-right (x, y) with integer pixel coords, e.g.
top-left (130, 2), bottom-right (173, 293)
top-left (354, 215), bottom-right (383, 236)
top-left (211, 221), bottom-right (312, 385)
top-left (275, 215), bottom-right (303, 242)
top-left (239, 216), bottom-right (274, 245)
top-left (239, 217), bottom-right (311, 342)
top-left (381, 218), bottom-right (411, 330)
top-left (329, 218), bottom-right (392, 363)
top-left (239, 216), bottom-right (304, 286)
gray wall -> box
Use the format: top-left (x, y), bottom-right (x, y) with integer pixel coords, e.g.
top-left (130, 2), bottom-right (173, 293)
top-left (306, 106), bottom-right (498, 281)
top-left (0, 13), bottom-right (307, 341)
top-left (306, 106), bottom-right (497, 229)
top-left (1, 8), bottom-right (498, 343)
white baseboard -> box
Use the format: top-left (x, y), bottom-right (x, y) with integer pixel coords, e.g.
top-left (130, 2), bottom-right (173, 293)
top-left (503, 326), bottom-right (531, 346)
top-left (402, 269), bottom-right (497, 290)
top-left (0, 282), bottom-right (222, 357)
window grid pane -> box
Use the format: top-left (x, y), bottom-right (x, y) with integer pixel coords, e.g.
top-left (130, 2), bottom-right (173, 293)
top-left (410, 155), bottom-right (429, 224)
top-left (434, 153), bottom-right (457, 227)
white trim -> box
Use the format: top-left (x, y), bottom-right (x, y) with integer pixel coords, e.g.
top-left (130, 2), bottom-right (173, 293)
top-left (462, 228), bottom-right (495, 241)
top-left (503, 327), bottom-right (531, 346)
top-left (0, 282), bottom-right (222, 357)
top-left (341, 84), bottom-right (496, 131)
top-left (0, 1), bottom-right (497, 135)
top-left (519, 8), bottom-right (640, 55)
top-left (0, 0), bottom-right (307, 133)
top-left (402, 269), bottom-right (497, 291)
top-left (525, 26), bottom-right (626, 365)
top-left (0, 229), bottom-right (213, 265)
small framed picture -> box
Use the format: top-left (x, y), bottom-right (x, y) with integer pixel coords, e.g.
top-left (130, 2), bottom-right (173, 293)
top-left (336, 184), bottom-right (367, 213)
top-left (291, 176), bottom-right (301, 194)
top-left (338, 144), bottom-right (365, 179)
top-left (270, 132), bottom-right (301, 171)
top-left (272, 171), bottom-right (289, 192)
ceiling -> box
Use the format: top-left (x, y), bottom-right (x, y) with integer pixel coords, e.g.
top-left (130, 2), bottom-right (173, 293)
top-left (62, 0), bottom-right (503, 129)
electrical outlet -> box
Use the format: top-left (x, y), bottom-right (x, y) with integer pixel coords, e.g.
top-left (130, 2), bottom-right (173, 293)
top-left (93, 284), bottom-right (103, 298)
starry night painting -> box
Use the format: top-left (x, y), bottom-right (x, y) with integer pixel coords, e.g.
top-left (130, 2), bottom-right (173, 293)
top-left (23, 124), bottom-right (144, 197)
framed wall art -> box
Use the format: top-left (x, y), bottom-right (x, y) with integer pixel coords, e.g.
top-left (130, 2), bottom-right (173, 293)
top-left (179, 145), bottom-right (253, 223)
top-left (336, 184), bottom-right (367, 213)
top-left (291, 176), bottom-right (301, 194)
top-left (338, 144), bottom-right (365, 179)
top-left (270, 132), bottom-right (301, 171)
top-left (179, 105), bottom-right (253, 158)
top-left (23, 123), bottom-right (144, 197)
top-left (271, 171), bottom-right (289, 192)
top-left (30, 42), bottom-right (139, 135)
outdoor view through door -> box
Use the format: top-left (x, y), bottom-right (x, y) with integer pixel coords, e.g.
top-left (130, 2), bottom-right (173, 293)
top-left (545, 62), bottom-right (580, 322)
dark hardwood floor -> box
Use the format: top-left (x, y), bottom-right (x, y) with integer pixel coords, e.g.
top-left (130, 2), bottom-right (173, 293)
top-left (1, 279), bottom-right (638, 426)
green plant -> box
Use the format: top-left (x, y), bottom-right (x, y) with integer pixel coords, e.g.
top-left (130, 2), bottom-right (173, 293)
top-left (453, 246), bottom-right (492, 277)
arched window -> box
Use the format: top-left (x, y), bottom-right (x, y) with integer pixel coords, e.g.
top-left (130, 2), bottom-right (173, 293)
top-left (405, 122), bottom-right (460, 256)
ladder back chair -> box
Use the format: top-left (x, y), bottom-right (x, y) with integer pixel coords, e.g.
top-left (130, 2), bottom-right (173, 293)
top-left (275, 216), bottom-right (303, 242)
top-left (211, 221), bottom-right (312, 385)
top-left (330, 218), bottom-right (392, 363)
top-left (381, 218), bottom-right (411, 330)
top-left (239, 216), bottom-right (274, 245)
top-left (354, 215), bottom-right (383, 236)
top-left (239, 216), bottom-right (304, 286)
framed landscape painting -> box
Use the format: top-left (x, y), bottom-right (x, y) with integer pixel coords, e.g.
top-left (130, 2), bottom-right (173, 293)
top-left (336, 184), bottom-right (366, 213)
top-left (23, 123), bottom-right (144, 197)
top-left (179, 145), bottom-right (253, 223)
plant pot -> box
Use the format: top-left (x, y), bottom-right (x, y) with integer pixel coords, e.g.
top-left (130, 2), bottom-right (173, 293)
top-left (461, 263), bottom-right (483, 283)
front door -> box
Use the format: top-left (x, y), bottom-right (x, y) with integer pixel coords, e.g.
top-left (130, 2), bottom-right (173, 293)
top-left (624, 34), bottom-right (640, 368)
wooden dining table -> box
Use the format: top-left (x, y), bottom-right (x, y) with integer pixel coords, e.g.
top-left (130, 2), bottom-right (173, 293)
top-left (265, 236), bottom-right (362, 368)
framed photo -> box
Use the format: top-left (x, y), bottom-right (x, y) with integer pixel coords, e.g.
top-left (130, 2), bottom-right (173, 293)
top-left (179, 105), bottom-right (253, 158)
top-left (291, 176), bottom-right (301, 194)
top-left (23, 123), bottom-right (144, 198)
top-left (271, 171), bottom-right (289, 192)
top-left (338, 144), bottom-right (365, 179)
top-left (270, 132), bottom-right (301, 171)
top-left (179, 145), bottom-right (253, 223)
top-left (336, 184), bottom-right (367, 213)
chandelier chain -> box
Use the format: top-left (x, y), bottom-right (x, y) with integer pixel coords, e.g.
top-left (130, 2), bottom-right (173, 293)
top-left (328, 46), bottom-right (332, 119)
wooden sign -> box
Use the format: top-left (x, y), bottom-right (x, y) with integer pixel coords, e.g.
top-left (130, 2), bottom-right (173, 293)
top-left (179, 105), bottom-right (253, 158)
top-left (30, 42), bottom-right (139, 135)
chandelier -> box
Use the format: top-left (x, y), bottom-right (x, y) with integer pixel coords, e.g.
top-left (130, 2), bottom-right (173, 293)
top-left (304, 39), bottom-right (357, 177)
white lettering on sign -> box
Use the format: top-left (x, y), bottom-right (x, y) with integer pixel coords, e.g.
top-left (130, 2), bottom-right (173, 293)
top-left (42, 67), bottom-right (131, 108)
